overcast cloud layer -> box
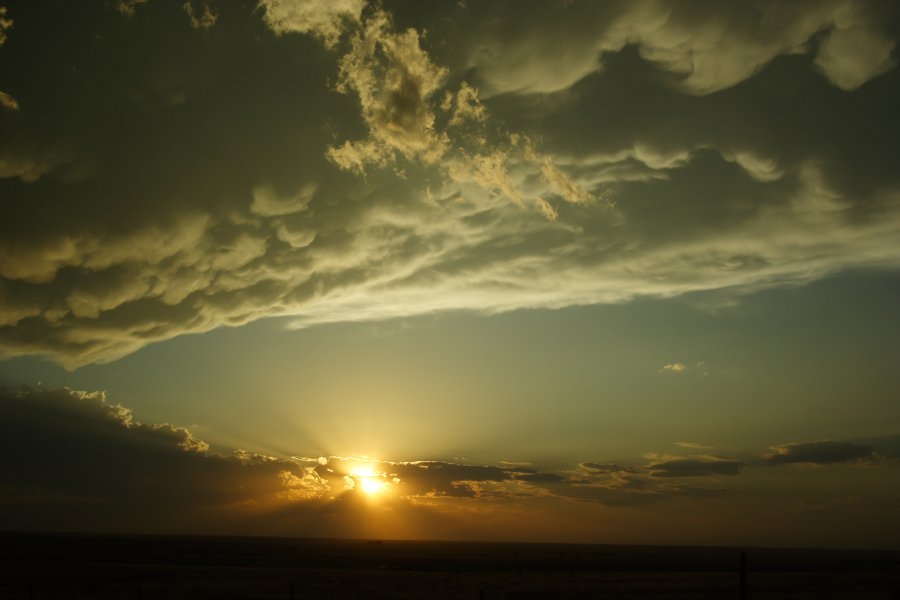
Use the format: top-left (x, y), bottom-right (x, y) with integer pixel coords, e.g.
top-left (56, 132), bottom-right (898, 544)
top-left (1, 0), bottom-right (899, 367)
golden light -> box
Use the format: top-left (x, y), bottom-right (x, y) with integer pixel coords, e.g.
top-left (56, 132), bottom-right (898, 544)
top-left (358, 476), bottom-right (387, 495)
top-left (350, 464), bottom-right (388, 496)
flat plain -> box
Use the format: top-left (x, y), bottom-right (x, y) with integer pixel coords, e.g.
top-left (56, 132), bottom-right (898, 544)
top-left (1, 532), bottom-right (898, 599)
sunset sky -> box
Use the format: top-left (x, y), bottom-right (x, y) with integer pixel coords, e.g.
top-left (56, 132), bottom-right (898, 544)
top-left (1, 0), bottom-right (899, 549)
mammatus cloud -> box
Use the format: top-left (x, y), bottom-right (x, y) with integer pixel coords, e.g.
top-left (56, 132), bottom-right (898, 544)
top-left (0, 1), bottom-right (899, 366)
top-left (324, 7), bottom-right (601, 214)
top-left (461, 0), bottom-right (898, 96)
top-left (813, 2), bottom-right (898, 90)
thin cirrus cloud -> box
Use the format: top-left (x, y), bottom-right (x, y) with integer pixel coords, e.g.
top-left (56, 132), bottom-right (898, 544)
top-left (0, 0), bottom-right (899, 368)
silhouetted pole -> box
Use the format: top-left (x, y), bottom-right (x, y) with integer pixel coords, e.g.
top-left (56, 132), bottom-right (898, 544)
top-left (136, 582), bottom-right (143, 600)
top-left (739, 551), bottom-right (748, 600)
top-left (290, 580), bottom-right (295, 600)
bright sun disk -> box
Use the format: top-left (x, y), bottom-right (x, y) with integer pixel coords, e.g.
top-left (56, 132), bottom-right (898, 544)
top-left (359, 476), bottom-right (387, 495)
top-left (350, 465), bottom-right (387, 496)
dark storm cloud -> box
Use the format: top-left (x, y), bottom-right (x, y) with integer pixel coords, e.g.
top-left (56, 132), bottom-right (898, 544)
top-left (444, 0), bottom-right (898, 95)
top-left (1, 0), bottom-right (899, 367)
top-left (0, 386), bottom-right (328, 533)
top-left (763, 440), bottom-right (877, 465)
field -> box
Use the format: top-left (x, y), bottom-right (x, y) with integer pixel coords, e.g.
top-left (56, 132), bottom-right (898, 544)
top-left (1, 532), bottom-right (898, 599)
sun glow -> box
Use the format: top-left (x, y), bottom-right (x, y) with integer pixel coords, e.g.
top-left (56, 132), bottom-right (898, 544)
top-left (359, 476), bottom-right (387, 495)
top-left (350, 464), bottom-right (389, 496)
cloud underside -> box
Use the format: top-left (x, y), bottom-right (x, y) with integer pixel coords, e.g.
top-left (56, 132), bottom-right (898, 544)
top-left (0, 0), bottom-right (899, 366)
top-left (461, 0), bottom-right (897, 95)
top-left (1, 388), bottom-right (894, 536)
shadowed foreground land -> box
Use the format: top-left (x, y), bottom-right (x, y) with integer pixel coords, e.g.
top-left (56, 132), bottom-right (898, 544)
top-left (1, 532), bottom-right (898, 599)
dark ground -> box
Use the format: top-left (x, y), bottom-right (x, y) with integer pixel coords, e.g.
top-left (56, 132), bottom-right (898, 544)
top-left (1, 532), bottom-right (898, 599)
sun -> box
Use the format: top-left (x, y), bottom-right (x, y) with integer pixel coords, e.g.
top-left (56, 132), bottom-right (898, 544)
top-left (350, 465), bottom-right (388, 496)
top-left (358, 476), bottom-right (387, 495)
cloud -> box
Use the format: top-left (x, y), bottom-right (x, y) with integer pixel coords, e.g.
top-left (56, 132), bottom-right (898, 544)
top-left (250, 183), bottom-right (316, 217)
top-left (113, 0), bottom-right (149, 18)
top-left (660, 363), bottom-right (688, 374)
top-left (0, 6), bottom-right (10, 47)
top-left (854, 435), bottom-right (900, 459)
top-left (0, 7), bottom-right (15, 115)
top-left (0, 387), bottom-right (574, 535)
top-left (763, 440), bottom-right (877, 465)
top-left (2, 387), bottom-right (897, 539)
top-left (676, 442), bottom-right (715, 450)
top-left (322, 7), bottom-right (600, 218)
top-left (259, 0), bottom-right (365, 48)
top-left (0, 1), bottom-right (899, 367)
top-left (646, 455), bottom-right (746, 478)
top-left (513, 472), bottom-right (567, 483)
top-left (326, 8), bottom-right (449, 170)
top-left (0, 387), bottom-right (725, 521)
top-left (443, 81), bottom-right (487, 127)
top-left (0, 90), bottom-right (16, 110)
top-left (813, 1), bottom-right (898, 90)
top-left (564, 462), bottom-right (726, 507)
top-left (585, 454), bottom-right (747, 480)
top-left (288, 456), bottom-right (519, 500)
top-left (459, 0), bottom-right (898, 96)
top-left (0, 387), bottom-right (327, 533)
top-left (183, 0), bottom-right (217, 30)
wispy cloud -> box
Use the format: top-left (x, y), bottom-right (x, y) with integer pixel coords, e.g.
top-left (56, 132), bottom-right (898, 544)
top-left (676, 442), bottom-right (715, 450)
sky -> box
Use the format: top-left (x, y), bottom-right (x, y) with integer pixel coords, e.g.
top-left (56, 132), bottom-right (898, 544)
top-left (0, 0), bottom-right (899, 549)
